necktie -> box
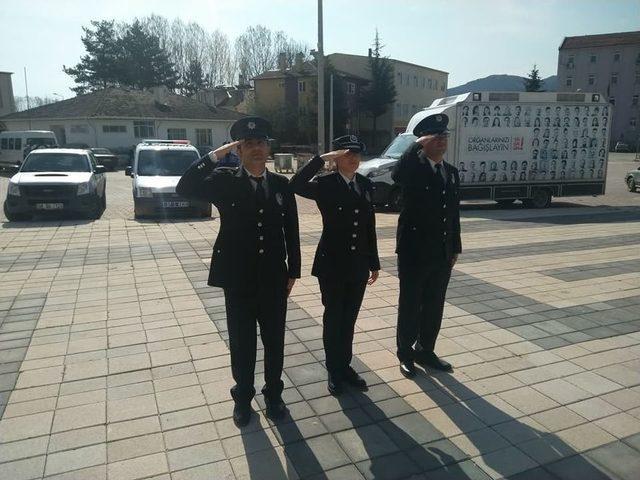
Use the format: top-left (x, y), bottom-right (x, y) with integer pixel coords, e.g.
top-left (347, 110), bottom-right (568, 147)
top-left (434, 164), bottom-right (446, 190)
top-left (254, 176), bottom-right (266, 204)
top-left (349, 180), bottom-right (359, 198)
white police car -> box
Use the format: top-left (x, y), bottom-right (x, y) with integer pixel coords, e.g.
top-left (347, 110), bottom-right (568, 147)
top-left (4, 148), bottom-right (107, 221)
top-left (357, 133), bottom-right (416, 211)
top-left (125, 140), bottom-right (210, 219)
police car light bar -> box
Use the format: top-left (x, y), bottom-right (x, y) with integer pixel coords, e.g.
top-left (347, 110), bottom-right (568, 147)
top-left (141, 139), bottom-right (191, 145)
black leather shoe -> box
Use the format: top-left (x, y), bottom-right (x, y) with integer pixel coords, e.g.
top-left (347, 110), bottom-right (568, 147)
top-left (417, 353), bottom-right (453, 372)
top-left (399, 361), bottom-right (416, 378)
top-left (265, 397), bottom-right (287, 420)
top-left (233, 403), bottom-right (252, 427)
top-left (327, 374), bottom-right (343, 395)
top-left (343, 367), bottom-right (368, 390)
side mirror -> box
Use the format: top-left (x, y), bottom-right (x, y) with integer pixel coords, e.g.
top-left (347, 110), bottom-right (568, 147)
top-left (125, 166), bottom-right (132, 177)
top-left (7, 165), bottom-right (20, 175)
top-left (94, 165), bottom-right (107, 174)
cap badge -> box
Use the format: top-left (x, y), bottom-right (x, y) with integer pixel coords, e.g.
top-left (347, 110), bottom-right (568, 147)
top-left (248, 121), bottom-right (256, 130)
top-left (436, 115), bottom-right (442, 122)
top-left (350, 135), bottom-right (357, 142)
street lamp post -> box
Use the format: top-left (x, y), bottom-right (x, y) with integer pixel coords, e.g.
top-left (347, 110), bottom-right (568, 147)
top-left (317, 0), bottom-right (325, 154)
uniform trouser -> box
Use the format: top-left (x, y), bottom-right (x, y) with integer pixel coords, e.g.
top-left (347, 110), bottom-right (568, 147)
top-left (223, 279), bottom-right (287, 405)
top-left (318, 275), bottom-right (368, 377)
top-left (396, 254), bottom-right (452, 363)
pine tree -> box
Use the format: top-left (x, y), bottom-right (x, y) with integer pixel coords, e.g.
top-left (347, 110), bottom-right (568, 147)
top-left (360, 30), bottom-right (397, 150)
top-left (180, 59), bottom-right (208, 95)
top-left (524, 64), bottom-right (543, 92)
top-left (63, 20), bottom-right (124, 95)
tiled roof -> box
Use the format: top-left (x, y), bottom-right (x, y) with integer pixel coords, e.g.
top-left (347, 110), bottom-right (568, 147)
top-left (560, 31), bottom-right (640, 49)
top-left (0, 87), bottom-right (246, 121)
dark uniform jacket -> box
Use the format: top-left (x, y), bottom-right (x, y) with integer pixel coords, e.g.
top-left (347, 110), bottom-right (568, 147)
top-left (290, 155), bottom-right (380, 280)
top-left (176, 155), bottom-right (301, 289)
top-left (392, 143), bottom-right (462, 262)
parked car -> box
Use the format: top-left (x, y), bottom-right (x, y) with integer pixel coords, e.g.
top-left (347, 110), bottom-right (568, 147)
top-left (615, 142), bottom-right (632, 153)
top-left (0, 130), bottom-right (58, 168)
top-left (626, 164), bottom-right (640, 192)
top-left (90, 148), bottom-right (119, 171)
top-left (126, 139), bottom-right (210, 219)
top-left (3, 149), bottom-right (107, 221)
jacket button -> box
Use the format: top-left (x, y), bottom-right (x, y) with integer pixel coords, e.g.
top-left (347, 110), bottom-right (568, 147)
top-left (259, 249), bottom-right (264, 254)
top-left (443, 204), bottom-right (447, 208)
top-left (350, 246), bottom-right (356, 251)
top-left (259, 236), bottom-right (264, 240)
top-left (259, 209), bottom-right (264, 214)
top-left (411, 226), bottom-right (416, 231)
top-left (352, 233), bottom-right (357, 238)
top-left (338, 206), bottom-right (342, 210)
top-left (353, 221), bottom-right (358, 226)
top-left (442, 190), bottom-right (446, 195)
top-left (354, 209), bottom-right (359, 213)
top-left (444, 232), bottom-right (448, 236)
top-left (231, 203), bottom-right (235, 207)
top-left (257, 222), bottom-right (262, 227)
top-left (425, 186), bottom-right (429, 190)
top-left (281, 212), bottom-right (285, 216)
top-left (443, 218), bottom-right (446, 222)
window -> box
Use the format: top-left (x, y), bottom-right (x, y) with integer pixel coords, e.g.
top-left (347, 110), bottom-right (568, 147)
top-left (395, 102), bottom-right (401, 116)
top-left (566, 77), bottom-right (573, 87)
top-left (134, 121), bottom-right (155, 138)
top-left (633, 95), bottom-right (639, 106)
top-left (278, 82), bottom-right (284, 88)
top-left (102, 125), bottom-right (126, 133)
top-left (631, 118), bottom-right (637, 127)
top-left (405, 74), bottom-right (410, 86)
top-left (346, 82), bottom-right (356, 95)
top-left (588, 75), bottom-right (595, 85)
top-left (434, 80), bottom-right (438, 90)
top-left (636, 73), bottom-right (640, 84)
top-left (8, 138), bottom-right (14, 149)
top-left (167, 128), bottom-right (187, 140)
top-left (441, 83), bottom-right (446, 91)
top-left (414, 76), bottom-right (418, 87)
top-left (196, 128), bottom-right (212, 146)
top-left (298, 81), bottom-right (306, 92)
top-left (613, 52), bottom-right (620, 62)
top-left (609, 96), bottom-right (615, 105)
top-left (15, 138), bottom-right (22, 149)
top-left (590, 54), bottom-right (597, 63)
top-left (428, 78), bottom-right (432, 89)
top-left (397, 72), bottom-right (402, 84)
top-left (422, 78), bottom-right (425, 88)
top-left (611, 73), bottom-right (618, 85)
top-left (0, 138), bottom-right (6, 149)
top-left (567, 55), bottom-right (575, 68)
top-left (70, 125), bottom-right (89, 134)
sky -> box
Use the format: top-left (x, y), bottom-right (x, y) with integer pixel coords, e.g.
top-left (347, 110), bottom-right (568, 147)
top-left (1, 0), bottom-right (639, 98)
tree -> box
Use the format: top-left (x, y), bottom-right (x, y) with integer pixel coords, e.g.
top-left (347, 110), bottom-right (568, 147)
top-left (359, 30), bottom-right (397, 150)
top-left (63, 20), bottom-right (124, 94)
top-left (119, 21), bottom-right (179, 90)
top-left (180, 59), bottom-right (208, 95)
top-left (524, 64), bottom-right (543, 92)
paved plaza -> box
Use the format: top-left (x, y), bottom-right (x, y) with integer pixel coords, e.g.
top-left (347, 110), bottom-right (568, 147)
top-left (0, 156), bottom-right (639, 479)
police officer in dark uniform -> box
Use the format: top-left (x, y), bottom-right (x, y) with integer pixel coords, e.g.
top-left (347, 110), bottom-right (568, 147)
top-left (290, 135), bottom-right (380, 395)
top-left (176, 116), bottom-right (301, 426)
top-left (392, 113), bottom-right (461, 378)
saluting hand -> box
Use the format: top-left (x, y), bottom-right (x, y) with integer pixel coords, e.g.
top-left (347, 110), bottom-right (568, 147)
top-left (320, 149), bottom-right (350, 170)
top-left (210, 141), bottom-right (241, 160)
top-left (368, 270), bottom-right (379, 285)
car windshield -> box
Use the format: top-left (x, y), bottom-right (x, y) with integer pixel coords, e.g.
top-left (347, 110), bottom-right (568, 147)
top-left (380, 134), bottom-right (417, 159)
top-left (92, 148), bottom-right (111, 154)
top-left (137, 149), bottom-right (199, 176)
top-left (21, 153), bottom-right (90, 172)
top-left (26, 137), bottom-right (56, 147)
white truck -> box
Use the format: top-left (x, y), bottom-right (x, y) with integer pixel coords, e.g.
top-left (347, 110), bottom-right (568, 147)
top-left (358, 91), bottom-right (612, 209)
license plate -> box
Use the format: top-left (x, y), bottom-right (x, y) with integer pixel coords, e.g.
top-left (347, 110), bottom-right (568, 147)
top-left (161, 201), bottom-right (189, 208)
top-left (36, 203), bottom-right (64, 210)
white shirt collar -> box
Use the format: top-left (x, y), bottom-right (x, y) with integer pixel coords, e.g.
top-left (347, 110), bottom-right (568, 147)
top-left (339, 171), bottom-right (357, 185)
top-left (244, 167), bottom-right (266, 179)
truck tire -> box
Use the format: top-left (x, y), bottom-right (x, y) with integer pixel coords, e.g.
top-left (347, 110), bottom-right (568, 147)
top-left (523, 189), bottom-right (551, 208)
top-left (496, 199), bottom-right (515, 206)
top-left (627, 177), bottom-right (637, 192)
top-left (388, 187), bottom-right (403, 212)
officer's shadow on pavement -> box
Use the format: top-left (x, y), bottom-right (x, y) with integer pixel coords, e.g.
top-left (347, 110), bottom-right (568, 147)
top-left (417, 369), bottom-right (615, 479)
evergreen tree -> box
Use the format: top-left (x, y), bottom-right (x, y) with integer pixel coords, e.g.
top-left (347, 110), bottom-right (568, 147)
top-left (524, 64), bottom-right (543, 92)
top-left (180, 59), bottom-right (208, 95)
top-left (63, 20), bottom-right (124, 95)
top-left (359, 30), bottom-right (397, 150)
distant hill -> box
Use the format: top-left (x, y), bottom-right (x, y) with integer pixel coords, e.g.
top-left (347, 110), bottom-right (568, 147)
top-left (447, 74), bottom-right (558, 96)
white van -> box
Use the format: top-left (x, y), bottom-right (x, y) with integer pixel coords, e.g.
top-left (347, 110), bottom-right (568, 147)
top-left (125, 139), bottom-right (211, 219)
top-left (0, 130), bottom-right (58, 168)
top-left (358, 91), bottom-right (611, 209)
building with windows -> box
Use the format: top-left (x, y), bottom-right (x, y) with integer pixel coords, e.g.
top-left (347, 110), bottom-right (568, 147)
top-left (557, 31), bottom-right (640, 147)
top-left (0, 86), bottom-right (244, 150)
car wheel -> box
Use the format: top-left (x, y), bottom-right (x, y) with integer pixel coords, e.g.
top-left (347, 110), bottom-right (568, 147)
top-left (388, 187), bottom-right (403, 212)
top-left (88, 198), bottom-right (103, 220)
top-left (627, 177), bottom-right (637, 192)
top-left (523, 189), bottom-right (552, 208)
top-left (200, 204), bottom-right (212, 218)
top-left (496, 199), bottom-right (516, 206)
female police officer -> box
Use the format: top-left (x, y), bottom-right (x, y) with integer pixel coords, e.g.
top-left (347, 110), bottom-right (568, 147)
top-left (290, 135), bottom-right (380, 395)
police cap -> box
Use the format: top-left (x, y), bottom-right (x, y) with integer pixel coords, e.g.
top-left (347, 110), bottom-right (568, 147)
top-left (332, 135), bottom-right (365, 153)
top-left (230, 116), bottom-right (272, 141)
top-left (413, 113), bottom-right (450, 137)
